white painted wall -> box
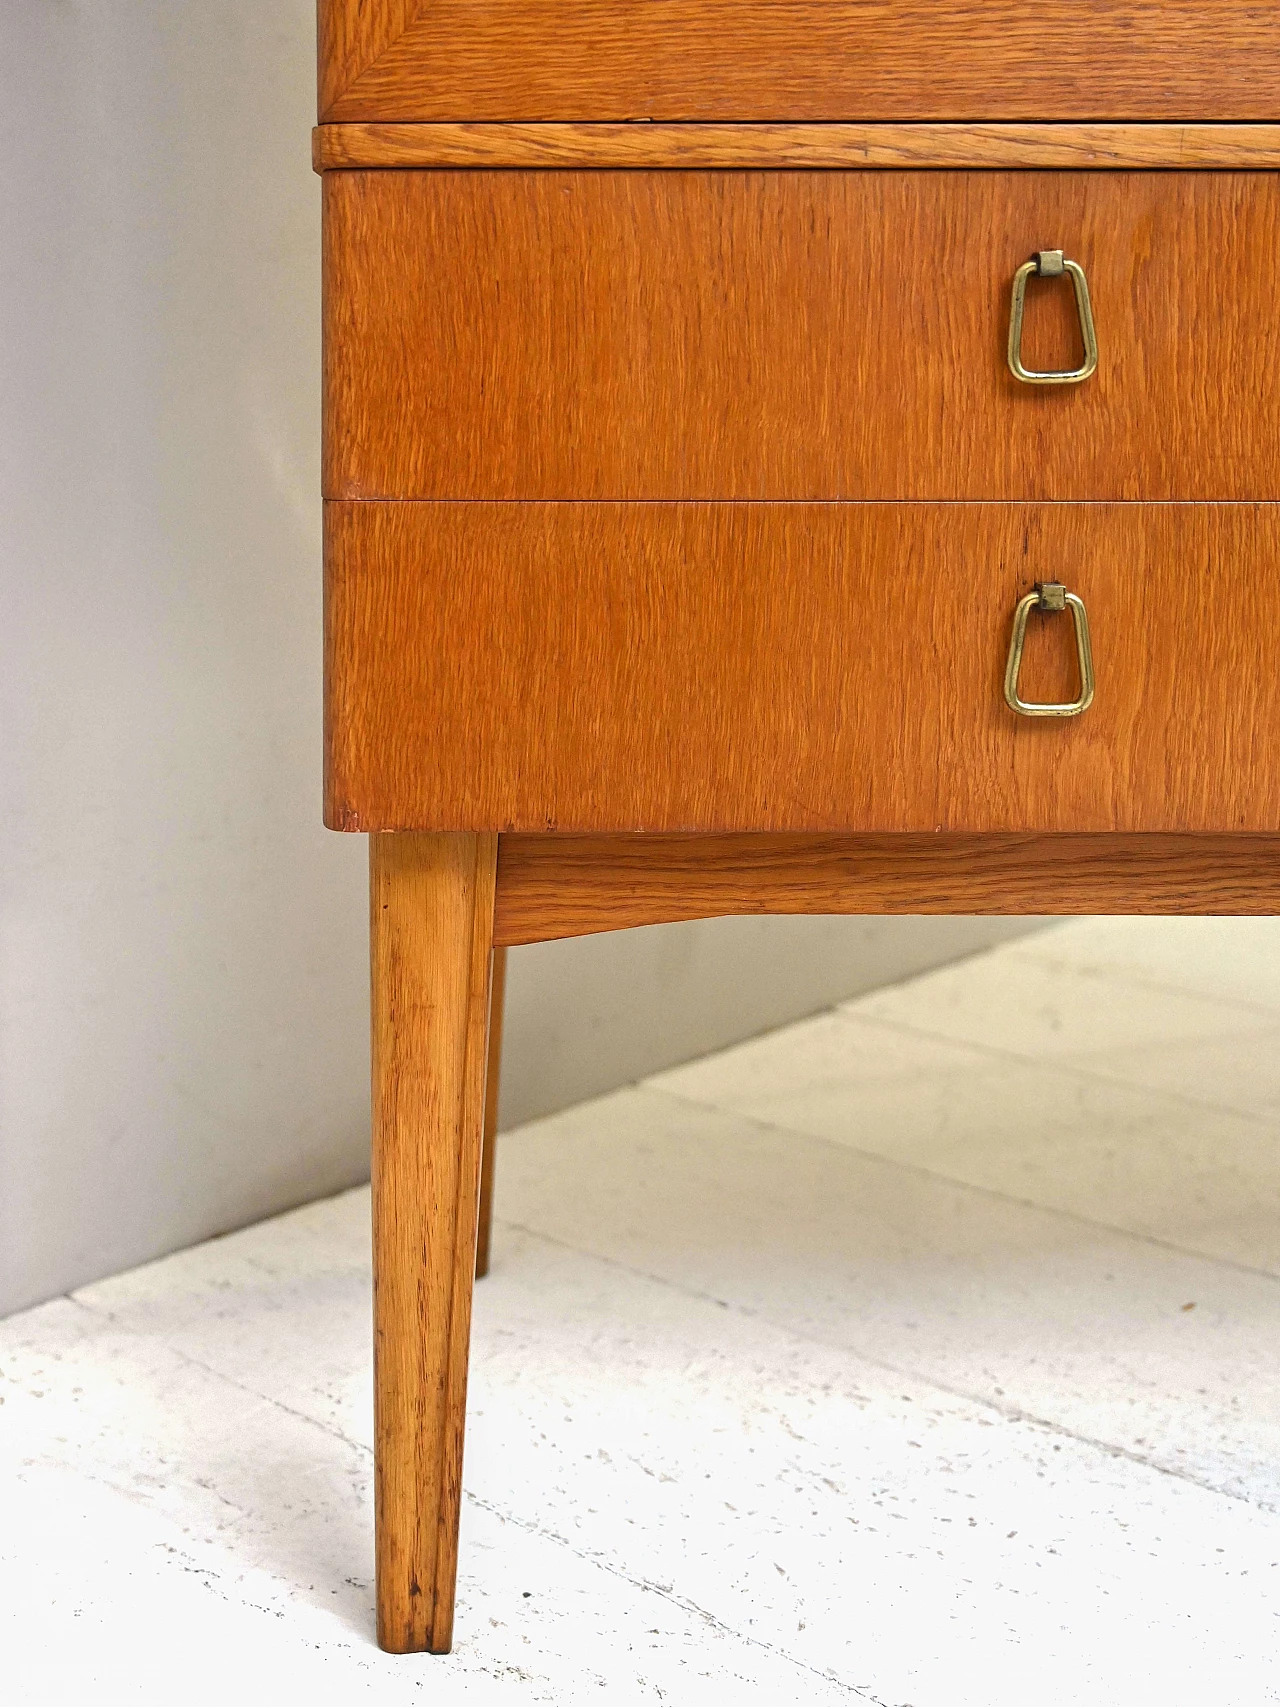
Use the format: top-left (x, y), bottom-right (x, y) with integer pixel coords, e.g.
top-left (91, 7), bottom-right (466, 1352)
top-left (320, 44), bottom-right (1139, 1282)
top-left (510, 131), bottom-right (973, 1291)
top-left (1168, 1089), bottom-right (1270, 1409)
top-left (0, 2), bottom-right (1041, 1317)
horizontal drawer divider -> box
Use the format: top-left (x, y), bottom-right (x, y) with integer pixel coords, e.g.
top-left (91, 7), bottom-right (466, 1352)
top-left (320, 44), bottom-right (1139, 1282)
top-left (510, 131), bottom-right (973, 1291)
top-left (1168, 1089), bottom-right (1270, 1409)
top-left (314, 123), bottom-right (1280, 174)
top-left (324, 498), bottom-right (1280, 507)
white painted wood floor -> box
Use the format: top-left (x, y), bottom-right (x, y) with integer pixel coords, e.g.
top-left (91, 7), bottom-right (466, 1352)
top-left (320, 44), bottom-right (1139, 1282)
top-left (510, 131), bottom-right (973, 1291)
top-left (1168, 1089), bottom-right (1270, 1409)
top-left (5, 918), bottom-right (1280, 1705)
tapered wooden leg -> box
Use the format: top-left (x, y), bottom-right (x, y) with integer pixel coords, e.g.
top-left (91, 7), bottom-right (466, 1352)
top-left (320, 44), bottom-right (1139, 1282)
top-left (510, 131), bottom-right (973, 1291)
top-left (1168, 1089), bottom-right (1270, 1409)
top-left (370, 831), bottom-right (498, 1655)
top-left (474, 945), bottom-right (507, 1279)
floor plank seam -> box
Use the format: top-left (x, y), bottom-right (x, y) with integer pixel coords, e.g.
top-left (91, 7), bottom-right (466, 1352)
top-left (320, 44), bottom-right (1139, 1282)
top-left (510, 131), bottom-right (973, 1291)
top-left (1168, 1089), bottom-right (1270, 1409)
top-left (491, 1216), bottom-right (1273, 1515)
top-left (637, 1082), bottom-right (1280, 1290)
top-left (63, 1293), bottom-right (372, 1456)
top-left (1002, 948), bottom-right (1280, 1021)
top-left (824, 1006), bottom-right (1280, 1139)
top-left (462, 1488), bottom-right (879, 1700)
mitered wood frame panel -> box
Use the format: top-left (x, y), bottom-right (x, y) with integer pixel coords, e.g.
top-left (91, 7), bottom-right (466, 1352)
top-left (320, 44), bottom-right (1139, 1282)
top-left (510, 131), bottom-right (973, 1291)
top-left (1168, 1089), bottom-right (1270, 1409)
top-left (313, 123), bottom-right (1280, 174)
top-left (493, 834), bottom-right (1280, 942)
top-left (318, 0), bottom-right (419, 126)
top-left (316, 3), bottom-right (1280, 124)
top-left (324, 500), bottom-right (1280, 836)
top-left (323, 170), bottom-right (1280, 503)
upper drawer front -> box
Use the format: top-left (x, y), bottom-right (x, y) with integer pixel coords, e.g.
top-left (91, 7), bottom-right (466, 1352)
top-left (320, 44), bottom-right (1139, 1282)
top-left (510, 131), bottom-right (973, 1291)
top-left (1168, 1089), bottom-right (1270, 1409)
top-left (318, 3), bottom-right (1279, 123)
top-left (323, 169), bottom-right (1280, 502)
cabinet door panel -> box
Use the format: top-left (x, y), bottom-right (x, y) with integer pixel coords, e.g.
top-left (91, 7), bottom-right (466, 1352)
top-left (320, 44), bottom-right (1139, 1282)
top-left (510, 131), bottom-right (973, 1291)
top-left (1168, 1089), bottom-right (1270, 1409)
top-left (317, 2), bottom-right (1280, 124)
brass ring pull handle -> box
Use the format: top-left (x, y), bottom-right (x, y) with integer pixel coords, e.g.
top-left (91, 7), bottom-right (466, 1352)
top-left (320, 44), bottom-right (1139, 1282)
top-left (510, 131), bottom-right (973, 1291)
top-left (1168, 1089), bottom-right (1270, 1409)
top-left (1007, 250), bottom-right (1098, 385)
top-left (1004, 582), bottom-right (1096, 718)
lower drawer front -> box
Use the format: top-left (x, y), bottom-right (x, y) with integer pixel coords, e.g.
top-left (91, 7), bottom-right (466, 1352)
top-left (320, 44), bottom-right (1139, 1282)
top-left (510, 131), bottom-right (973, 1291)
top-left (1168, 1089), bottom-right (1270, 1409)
top-left (324, 501), bottom-right (1279, 834)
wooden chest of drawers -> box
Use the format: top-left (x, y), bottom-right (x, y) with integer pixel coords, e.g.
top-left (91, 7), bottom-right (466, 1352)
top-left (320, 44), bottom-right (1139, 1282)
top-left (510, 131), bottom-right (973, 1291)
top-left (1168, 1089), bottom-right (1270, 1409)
top-left (316, 0), bottom-right (1280, 1655)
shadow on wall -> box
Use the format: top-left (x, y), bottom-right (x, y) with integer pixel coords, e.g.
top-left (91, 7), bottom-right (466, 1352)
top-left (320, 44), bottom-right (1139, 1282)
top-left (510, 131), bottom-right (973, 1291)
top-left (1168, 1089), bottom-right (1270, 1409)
top-left (1, 2), bottom-right (368, 1315)
top-left (501, 915), bottom-right (1046, 1129)
top-left (0, 2), bottom-right (1045, 1316)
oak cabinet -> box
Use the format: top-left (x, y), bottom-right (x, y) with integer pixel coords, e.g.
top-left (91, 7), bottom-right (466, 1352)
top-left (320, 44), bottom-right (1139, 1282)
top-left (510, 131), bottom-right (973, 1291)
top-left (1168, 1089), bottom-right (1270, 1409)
top-left (314, 0), bottom-right (1280, 1656)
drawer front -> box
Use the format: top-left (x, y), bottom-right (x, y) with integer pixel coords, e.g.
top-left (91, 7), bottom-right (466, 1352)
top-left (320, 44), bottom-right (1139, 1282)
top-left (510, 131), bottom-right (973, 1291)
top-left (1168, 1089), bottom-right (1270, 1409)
top-left (324, 170), bottom-right (1280, 502)
top-left (318, 3), bottom-right (1279, 124)
top-left (324, 501), bottom-right (1280, 834)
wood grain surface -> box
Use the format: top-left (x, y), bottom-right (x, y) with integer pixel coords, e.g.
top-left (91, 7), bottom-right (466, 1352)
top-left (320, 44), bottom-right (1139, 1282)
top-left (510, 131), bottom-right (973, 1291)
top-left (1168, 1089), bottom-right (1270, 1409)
top-left (325, 500), bottom-right (1280, 836)
top-left (494, 833), bottom-right (1280, 942)
top-left (369, 831), bottom-right (497, 1653)
top-left (474, 944), bottom-right (506, 1281)
top-left (323, 170), bottom-right (1280, 502)
top-left (316, 2), bottom-right (1280, 124)
top-left (318, 0), bottom-right (418, 127)
top-left (314, 122), bottom-right (1280, 174)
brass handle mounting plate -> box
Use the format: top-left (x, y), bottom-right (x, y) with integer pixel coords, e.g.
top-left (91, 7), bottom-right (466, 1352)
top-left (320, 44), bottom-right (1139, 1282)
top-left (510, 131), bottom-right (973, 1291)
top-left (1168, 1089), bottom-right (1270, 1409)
top-left (1007, 250), bottom-right (1098, 385)
top-left (1004, 581), bottom-right (1096, 718)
